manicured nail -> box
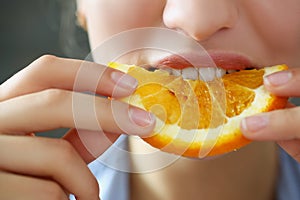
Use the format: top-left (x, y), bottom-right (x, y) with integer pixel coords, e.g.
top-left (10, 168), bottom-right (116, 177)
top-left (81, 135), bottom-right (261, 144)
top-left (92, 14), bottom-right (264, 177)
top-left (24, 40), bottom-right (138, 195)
top-left (241, 114), bottom-right (269, 134)
top-left (264, 71), bottom-right (292, 86)
top-left (111, 71), bottom-right (138, 90)
top-left (129, 107), bottom-right (155, 127)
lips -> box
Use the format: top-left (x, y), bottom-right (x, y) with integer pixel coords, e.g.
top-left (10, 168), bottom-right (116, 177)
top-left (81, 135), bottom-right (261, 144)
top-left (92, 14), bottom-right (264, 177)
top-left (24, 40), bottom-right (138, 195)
top-left (155, 52), bottom-right (254, 70)
top-left (152, 52), bottom-right (255, 81)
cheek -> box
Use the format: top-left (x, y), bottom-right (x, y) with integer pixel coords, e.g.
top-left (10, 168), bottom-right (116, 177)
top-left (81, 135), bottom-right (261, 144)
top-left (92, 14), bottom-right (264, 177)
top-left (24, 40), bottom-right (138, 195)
top-left (272, 19), bottom-right (300, 65)
top-left (247, 1), bottom-right (300, 65)
top-left (85, 0), bottom-right (165, 50)
top-left (263, 13), bottom-right (300, 55)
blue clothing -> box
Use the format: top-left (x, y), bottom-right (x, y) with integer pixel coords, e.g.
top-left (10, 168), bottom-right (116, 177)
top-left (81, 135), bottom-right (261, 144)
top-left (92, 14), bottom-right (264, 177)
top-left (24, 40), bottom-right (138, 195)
top-left (277, 147), bottom-right (300, 200)
top-left (71, 137), bottom-right (300, 200)
top-left (70, 135), bottom-right (130, 200)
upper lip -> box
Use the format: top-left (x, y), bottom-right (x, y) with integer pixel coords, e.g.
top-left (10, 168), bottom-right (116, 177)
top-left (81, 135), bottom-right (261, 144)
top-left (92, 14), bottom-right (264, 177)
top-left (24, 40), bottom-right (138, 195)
top-left (154, 51), bottom-right (256, 70)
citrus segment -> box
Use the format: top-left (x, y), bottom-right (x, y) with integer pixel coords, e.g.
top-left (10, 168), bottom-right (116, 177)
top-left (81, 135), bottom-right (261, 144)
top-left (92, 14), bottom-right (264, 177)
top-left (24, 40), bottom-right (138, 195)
top-left (223, 69), bottom-right (264, 89)
top-left (223, 80), bottom-right (255, 117)
top-left (109, 63), bottom-right (288, 158)
top-left (136, 84), bottom-right (181, 124)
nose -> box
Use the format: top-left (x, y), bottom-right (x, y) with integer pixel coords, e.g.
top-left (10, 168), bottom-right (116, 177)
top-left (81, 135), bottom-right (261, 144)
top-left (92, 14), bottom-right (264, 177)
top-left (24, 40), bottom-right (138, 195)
top-left (163, 0), bottom-right (239, 41)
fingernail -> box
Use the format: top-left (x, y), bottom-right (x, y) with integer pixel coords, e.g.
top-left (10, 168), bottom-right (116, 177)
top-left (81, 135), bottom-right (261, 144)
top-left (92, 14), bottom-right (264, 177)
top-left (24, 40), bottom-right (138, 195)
top-left (129, 107), bottom-right (155, 127)
top-left (111, 71), bottom-right (138, 90)
top-left (264, 71), bottom-right (292, 86)
top-left (241, 114), bottom-right (269, 134)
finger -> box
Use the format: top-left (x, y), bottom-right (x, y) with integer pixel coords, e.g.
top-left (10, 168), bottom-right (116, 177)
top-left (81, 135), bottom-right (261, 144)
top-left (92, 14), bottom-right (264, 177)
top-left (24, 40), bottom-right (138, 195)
top-left (0, 55), bottom-right (137, 101)
top-left (63, 129), bottom-right (119, 164)
top-left (0, 89), bottom-right (155, 136)
top-left (241, 107), bottom-right (300, 141)
top-left (264, 68), bottom-right (300, 96)
top-left (277, 139), bottom-right (300, 163)
top-left (0, 135), bottom-right (100, 200)
top-left (0, 170), bottom-right (69, 200)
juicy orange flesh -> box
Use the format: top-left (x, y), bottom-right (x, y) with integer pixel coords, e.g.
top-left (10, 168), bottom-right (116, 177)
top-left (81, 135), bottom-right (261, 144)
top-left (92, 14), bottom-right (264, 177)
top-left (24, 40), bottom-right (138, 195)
top-left (135, 84), bottom-right (181, 124)
top-left (223, 69), bottom-right (264, 89)
top-left (223, 80), bottom-right (255, 117)
top-left (127, 67), bottom-right (265, 130)
top-left (189, 81), bottom-right (213, 129)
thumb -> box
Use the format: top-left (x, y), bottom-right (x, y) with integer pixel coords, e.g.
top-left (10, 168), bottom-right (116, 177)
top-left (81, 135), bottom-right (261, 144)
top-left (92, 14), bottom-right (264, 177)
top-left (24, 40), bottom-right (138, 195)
top-left (241, 107), bottom-right (300, 141)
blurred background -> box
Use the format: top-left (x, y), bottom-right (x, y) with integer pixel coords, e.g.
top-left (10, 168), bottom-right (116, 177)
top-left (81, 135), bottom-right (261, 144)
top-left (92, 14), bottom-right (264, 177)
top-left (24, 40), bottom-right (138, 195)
top-left (0, 0), bottom-right (89, 137)
top-left (0, 0), bottom-right (89, 83)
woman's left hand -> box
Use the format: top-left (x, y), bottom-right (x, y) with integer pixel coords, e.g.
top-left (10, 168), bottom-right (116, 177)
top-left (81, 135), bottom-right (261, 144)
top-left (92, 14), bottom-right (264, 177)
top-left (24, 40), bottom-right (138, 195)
top-left (241, 67), bottom-right (300, 162)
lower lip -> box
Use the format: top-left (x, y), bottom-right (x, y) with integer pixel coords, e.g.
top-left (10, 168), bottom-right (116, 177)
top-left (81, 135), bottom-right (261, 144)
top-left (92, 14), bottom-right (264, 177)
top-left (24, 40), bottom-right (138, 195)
top-left (156, 52), bottom-right (254, 70)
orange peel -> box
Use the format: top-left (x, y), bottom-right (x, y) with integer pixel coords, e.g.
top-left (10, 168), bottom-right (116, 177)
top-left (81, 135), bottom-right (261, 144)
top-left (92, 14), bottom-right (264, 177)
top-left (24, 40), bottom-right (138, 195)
top-left (109, 63), bottom-right (288, 158)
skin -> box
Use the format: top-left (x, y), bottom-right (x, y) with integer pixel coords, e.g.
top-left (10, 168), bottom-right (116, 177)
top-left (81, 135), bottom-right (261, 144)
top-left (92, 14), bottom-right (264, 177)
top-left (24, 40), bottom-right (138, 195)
top-left (1, 0), bottom-right (300, 199)
top-left (0, 57), bottom-right (155, 200)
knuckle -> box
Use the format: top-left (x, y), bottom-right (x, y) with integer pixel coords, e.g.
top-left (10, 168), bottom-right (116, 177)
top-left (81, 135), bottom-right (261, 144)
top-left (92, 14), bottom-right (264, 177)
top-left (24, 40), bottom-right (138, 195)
top-left (36, 54), bottom-right (58, 66)
top-left (46, 139), bottom-right (99, 198)
top-left (29, 55), bottom-right (59, 74)
top-left (43, 181), bottom-right (67, 200)
top-left (52, 139), bottom-right (78, 164)
top-left (39, 138), bottom-right (78, 171)
top-left (39, 89), bottom-right (70, 107)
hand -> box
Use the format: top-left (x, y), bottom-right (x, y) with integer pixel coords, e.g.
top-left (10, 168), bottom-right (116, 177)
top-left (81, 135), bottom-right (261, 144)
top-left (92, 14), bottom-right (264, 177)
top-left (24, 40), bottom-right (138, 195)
top-left (241, 67), bottom-right (300, 162)
top-left (0, 55), bottom-right (155, 199)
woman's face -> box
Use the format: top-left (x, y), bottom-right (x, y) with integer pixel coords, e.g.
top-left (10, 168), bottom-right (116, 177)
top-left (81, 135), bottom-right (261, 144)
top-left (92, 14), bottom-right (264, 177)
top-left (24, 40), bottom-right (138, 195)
top-left (78, 0), bottom-right (300, 68)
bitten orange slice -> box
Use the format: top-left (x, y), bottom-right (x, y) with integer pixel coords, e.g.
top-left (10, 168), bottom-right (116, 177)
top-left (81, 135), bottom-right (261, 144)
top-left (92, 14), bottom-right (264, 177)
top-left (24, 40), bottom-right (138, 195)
top-left (109, 63), bottom-right (288, 158)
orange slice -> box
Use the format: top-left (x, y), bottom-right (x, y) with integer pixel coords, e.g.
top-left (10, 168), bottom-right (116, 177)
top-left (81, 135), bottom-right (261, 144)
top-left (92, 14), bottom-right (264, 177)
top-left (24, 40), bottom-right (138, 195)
top-left (109, 63), bottom-right (288, 158)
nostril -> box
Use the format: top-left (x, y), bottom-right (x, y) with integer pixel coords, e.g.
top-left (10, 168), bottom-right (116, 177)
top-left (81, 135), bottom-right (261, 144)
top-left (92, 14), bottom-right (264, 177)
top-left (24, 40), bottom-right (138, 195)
top-left (162, 0), bottom-right (239, 42)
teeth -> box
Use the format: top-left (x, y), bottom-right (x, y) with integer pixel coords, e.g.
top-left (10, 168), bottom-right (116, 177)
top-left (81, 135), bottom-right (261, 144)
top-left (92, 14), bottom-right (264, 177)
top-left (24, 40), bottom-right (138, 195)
top-left (171, 69), bottom-right (182, 76)
top-left (161, 67), bottom-right (229, 81)
top-left (198, 68), bottom-right (217, 81)
top-left (216, 68), bottom-right (226, 78)
top-left (161, 68), bottom-right (172, 74)
top-left (182, 67), bottom-right (199, 80)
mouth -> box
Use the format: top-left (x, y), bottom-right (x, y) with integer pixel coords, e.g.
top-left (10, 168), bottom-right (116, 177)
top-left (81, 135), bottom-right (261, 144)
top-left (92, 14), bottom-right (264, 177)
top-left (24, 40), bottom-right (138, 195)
top-left (145, 52), bottom-right (257, 81)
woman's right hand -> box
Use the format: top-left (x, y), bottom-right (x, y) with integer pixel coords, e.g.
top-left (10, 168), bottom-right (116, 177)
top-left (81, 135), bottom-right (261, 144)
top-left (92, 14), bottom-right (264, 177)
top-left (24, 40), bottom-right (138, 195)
top-left (0, 55), bottom-right (155, 200)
